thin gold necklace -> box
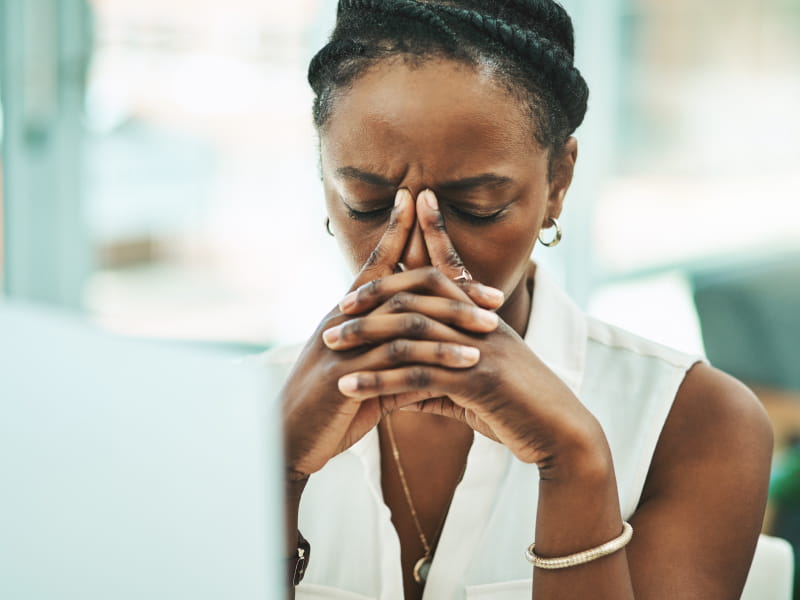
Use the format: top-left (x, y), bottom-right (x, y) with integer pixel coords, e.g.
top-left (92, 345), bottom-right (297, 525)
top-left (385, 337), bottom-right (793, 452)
top-left (385, 414), bottom-right (468, 585)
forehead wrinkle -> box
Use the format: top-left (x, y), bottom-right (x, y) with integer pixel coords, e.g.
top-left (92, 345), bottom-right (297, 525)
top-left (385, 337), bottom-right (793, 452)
top-left (336, 109), bottom-right (527, 185)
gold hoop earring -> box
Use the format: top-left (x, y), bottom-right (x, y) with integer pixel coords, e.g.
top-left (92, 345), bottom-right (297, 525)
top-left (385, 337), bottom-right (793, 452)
top-left (538, 217), bottom-right (562, 248)
top-left (325, 217), bottom-right (334, 237)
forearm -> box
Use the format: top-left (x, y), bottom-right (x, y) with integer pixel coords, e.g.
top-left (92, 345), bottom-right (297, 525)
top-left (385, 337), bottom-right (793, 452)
top-left (531, 427), bottom-right (635, 600)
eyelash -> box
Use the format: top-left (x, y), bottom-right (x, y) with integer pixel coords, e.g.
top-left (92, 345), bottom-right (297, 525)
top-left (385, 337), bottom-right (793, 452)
top-left (346, 205), bottom-right (393, 221)
top-left (345, 201), bottom-right (505, 225)
top-left (447, 204), bottom-right (505, 225)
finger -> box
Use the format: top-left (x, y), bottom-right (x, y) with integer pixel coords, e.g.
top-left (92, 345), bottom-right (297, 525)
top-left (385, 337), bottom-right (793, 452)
top-left (350, 188), bottom-right (415, 291)
top-left (339, 266), bottom-right (503, 315)
top-left (396, 397), bottom-right (501, 444)
top-left (369, 292), bottom-right (499, 333)
top-left (353, 339), bottom-right (480, 371)
top-left (337, 366), bottom-right (459, 400)
top-left (398, 395), bottom-right (464, 418)
top-left (462, 282), bottom-right (505, 310)
top-left (377, 393), bottom-right (458, 416)
top-left (417, 189), bottom-right (469, 280)
top-left (322, 312), bottom-right (472, 351)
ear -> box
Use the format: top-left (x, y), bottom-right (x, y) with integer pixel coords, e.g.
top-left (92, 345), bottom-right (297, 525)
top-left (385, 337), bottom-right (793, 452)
top-left (546, 136), bottom-right (578, 220)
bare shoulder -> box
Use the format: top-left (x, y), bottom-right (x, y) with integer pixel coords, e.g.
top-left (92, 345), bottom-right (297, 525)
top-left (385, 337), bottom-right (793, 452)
top-left (628, 362), bottom-right (774, 598)
top-left (647, 362), bottom-right (773, 491)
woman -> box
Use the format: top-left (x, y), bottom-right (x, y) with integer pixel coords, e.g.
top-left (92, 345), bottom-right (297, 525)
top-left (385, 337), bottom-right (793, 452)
top-left (278, 1), bottom-right (772, 598)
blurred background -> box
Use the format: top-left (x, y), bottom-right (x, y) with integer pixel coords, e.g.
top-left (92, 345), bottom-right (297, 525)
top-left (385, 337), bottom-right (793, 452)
top-left (1, 0), bottom-right (799, 588)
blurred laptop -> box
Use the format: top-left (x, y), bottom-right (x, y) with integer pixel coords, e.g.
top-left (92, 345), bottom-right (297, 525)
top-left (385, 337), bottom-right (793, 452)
top-left (0, 301), bottom-right (284, 600)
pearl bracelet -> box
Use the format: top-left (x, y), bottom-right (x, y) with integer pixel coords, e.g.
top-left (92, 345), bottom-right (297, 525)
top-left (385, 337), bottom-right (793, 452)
top-left (525, 521), bottom-right (633, 570)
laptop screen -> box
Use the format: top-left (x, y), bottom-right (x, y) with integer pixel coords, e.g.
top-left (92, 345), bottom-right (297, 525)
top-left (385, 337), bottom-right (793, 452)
top-left (0, 302), bottom-right (284, 599)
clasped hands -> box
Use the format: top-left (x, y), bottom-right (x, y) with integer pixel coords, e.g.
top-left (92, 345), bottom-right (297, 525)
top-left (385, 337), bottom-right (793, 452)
top-left (282, 188), bottom-right (598, 482)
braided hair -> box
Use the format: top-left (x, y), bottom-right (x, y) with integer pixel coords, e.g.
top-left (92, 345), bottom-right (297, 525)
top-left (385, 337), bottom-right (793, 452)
top-left (308, 0), bottom-right (589, 161)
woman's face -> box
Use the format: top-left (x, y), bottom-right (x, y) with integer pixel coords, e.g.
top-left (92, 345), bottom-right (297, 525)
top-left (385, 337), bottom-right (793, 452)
top-left (320, 58), bottom-right (575, 314)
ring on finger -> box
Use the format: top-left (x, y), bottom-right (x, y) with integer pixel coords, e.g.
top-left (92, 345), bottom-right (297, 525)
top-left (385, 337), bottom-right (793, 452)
top-left (453, 267), bottom-right (473, 282)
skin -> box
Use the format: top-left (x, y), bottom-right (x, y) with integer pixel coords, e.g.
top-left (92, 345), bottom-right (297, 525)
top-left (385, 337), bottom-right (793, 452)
top-left (281, 58), bottom-right (773, 600)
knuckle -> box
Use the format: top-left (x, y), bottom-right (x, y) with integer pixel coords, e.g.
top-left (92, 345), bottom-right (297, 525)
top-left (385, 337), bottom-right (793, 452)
top-left (444, 247), bottom-right (463, 269)
top-left (365, 246), bottom-right (383, 268)
top-left (339, 319), bottom-right (363, 342)
top-left (432, 212), bottom-right (447, 232)
top-left (387, 339), bottom-right (411, 363)
top-left (389, 292), bottom-right (411, 312)
top-left (423, 267), bottom-right (444, 288)
top-left (434, 342), bottom-right (449, 361)
top-left (366, 278), bottom-right (382, 297)
top-left (456, 279), bottom-right (472, 294)
top-left (352, 373), bottom-right (378, 392)
top-left (385, 212), bottom-right (399, 232)
top-left (406, 366), bottom-right (432, 389)
top-left (367, 372), bottom-right (382, 391)
top-left (403, 313), bottom-right (428, 337)
top-left (358, 279), bottom-right (382, 303)
top-left (448, 299), bottom-right (467, 319)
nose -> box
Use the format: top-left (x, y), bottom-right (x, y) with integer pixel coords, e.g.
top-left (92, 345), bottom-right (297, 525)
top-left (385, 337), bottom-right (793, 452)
top-left (399, 218), bottom-right (431, 271)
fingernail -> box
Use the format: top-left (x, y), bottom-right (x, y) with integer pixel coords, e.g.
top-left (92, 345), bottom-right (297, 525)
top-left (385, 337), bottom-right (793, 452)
top-left (475, 309), bottom-right (499, 329)
top-left (423, 189), bottom-right (438, 211)
top-left (479, 285), bottom-right (505, 305)
top-left (323, 326), bottom-right (341, 346)
top-left (460, 346), bottom-right (481, 363)
top-left (395, 188), bottom-right (410, 207)
top-left (338, 375), bottom-right (359, 395)
top-left (339, 292), bottom-right (358, 312)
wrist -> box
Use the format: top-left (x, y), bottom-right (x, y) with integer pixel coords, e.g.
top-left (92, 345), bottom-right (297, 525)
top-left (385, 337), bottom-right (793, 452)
top-left (538, 415), bottom-right (613, 484)
top-left (284, 472), bottom-right (308, 556)
top-left (288, 530), bottom-right (311, 587)
top-left (533, 419), bottom-right (624, 561)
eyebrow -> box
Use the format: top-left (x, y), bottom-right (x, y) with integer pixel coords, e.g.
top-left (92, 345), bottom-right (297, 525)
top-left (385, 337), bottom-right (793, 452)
top-left (438, 173), bottom-right (513, 192)
top-left (336, 167), bottom-right (395, 187)
top-left (336, 166), bottom-right (513, 191)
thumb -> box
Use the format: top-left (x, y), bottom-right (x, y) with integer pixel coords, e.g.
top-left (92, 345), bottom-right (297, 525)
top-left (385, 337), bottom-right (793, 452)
top-left (417, 189), bottom-right (469, 280)
top-left (350, 189), bottom-right (415, 291)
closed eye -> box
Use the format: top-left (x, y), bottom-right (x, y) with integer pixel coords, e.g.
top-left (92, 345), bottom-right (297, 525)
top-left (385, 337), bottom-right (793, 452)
top-left (445, 203), bottom-right (506, 225)
top-left (342, 196), bottom-right (507, 225)
top-left (343, 201), bottom-right (393, 221)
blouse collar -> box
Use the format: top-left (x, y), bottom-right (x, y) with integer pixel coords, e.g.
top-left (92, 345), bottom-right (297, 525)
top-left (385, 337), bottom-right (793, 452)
top-left (523, 265), bottom-right (588, 397)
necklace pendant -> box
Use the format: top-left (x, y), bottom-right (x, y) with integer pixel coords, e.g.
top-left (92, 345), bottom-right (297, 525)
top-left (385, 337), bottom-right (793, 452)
top-left (413, 555), bottom-right (432, 584)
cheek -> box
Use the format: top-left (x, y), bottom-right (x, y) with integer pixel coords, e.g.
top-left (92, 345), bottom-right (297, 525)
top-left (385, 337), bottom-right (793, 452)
top-left (450, 220), bottom-right (539, 293)
top-left (325, 191), bottom-right (383, 273)
top-left (333, 219), bottom-right (387, 274)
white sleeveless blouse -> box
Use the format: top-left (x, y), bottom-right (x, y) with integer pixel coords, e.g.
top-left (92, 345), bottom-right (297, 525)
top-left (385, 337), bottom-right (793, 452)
top-left (267, 266), bottom-right (702, 600)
